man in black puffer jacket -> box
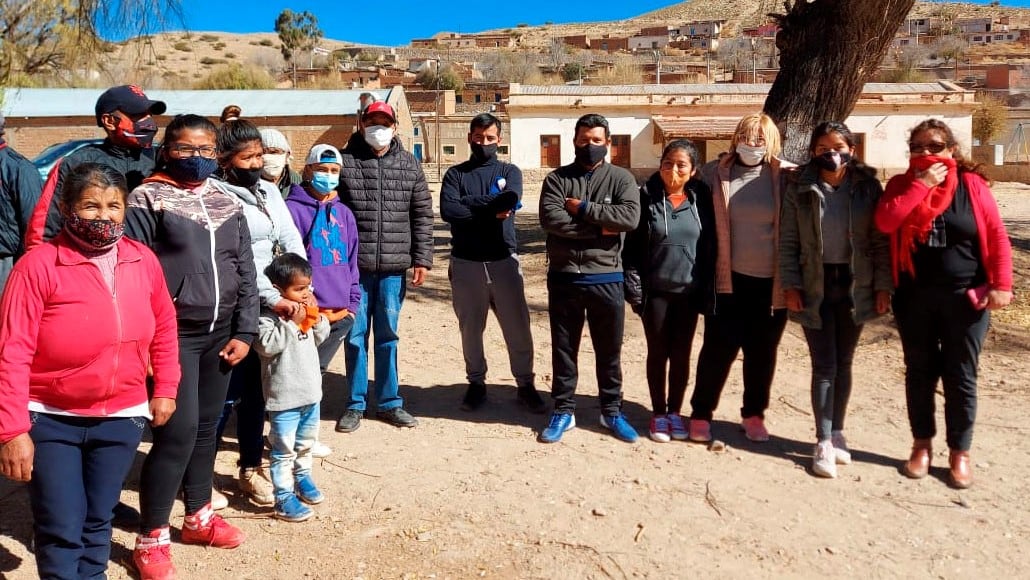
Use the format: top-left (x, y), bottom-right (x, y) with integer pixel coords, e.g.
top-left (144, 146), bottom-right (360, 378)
top-left (335, 101), bottom-right (433, 433)
top-left (0, 113), bottom-right (43, 293)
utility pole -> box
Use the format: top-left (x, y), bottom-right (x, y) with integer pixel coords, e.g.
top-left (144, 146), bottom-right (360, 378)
top-left (436, 58), bottom-right (442, 182)
top-left (652, 49), bottom-right (661, 84)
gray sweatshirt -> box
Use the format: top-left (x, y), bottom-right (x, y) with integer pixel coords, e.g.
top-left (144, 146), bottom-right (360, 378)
top-left (254, 308), bottom-right (330, 411)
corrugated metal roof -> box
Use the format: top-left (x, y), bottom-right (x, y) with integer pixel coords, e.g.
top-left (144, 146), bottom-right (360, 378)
top-left (653, 116), bottom-right (740, 138)
top-left (1, 88), bottom-right (393, 118)
top-left (513, 82), bottom-right (968, 96)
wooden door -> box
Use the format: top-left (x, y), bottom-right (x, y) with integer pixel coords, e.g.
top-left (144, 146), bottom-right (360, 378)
top-left (540, 135), bottom-right (561, 168)
top-left (610, 134), bottom-right (631, 168)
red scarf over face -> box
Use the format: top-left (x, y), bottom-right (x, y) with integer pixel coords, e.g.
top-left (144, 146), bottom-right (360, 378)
top-left (895, 155), bottom-right (958, 280)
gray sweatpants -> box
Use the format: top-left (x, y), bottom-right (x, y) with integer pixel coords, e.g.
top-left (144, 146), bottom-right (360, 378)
top-left (449, 255), bottom-right (535, 388)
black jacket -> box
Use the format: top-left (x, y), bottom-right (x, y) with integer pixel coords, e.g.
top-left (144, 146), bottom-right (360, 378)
top-left (624, 173), bottom-right (717, 313)
top-left (439, 157), bottom-right (522, 262)
top-left (39, 140), bottom-right (155, 241)
top-left (338, 132), bottom-right (433, 274)
top-left (0, 142), bottom-right (42, 258)
top-left (125, 177), bottom-right (258, 343)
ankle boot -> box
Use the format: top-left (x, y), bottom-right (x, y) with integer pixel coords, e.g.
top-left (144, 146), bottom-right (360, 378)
top-left (948, 450), bottom-right (973, 489)
top-left (902, 438), bottom-right (932, 479)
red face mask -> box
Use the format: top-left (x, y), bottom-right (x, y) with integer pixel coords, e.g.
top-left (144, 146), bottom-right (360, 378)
top-left (109, 114), bottom-right (157, 149)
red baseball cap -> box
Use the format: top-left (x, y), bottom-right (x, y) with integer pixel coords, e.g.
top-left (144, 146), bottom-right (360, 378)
top-left (362, 101), bottom-right (396, 123)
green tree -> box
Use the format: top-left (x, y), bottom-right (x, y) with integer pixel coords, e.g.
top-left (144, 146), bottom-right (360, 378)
top-left (0, 0), bottom-right (184, 87)
top-left (274, 9), bottom-right (323, 85)
top-left (562, 62), bottom-right (585, 82)
top-left (973, 92), bottom-right (1008, 144)
top-left (416, 65), bottom-right (464, 91)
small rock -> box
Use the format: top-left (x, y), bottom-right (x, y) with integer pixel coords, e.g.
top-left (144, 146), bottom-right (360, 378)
top-left (416, 531), bottom-right (432, 542)
top-left (709, 440), bottom-right (726, 452)
top-left (826, 546), bottom-right (838, 555)
top-left (591, 508), bottom-right (607, 517)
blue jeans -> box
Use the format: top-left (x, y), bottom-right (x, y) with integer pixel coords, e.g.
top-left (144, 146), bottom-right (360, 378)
top-left (268, 403), bottom-right (320, 500)
top-left (344, 272), bottom-right (405, 412)
top-left (28, 412), bottom-right (145, 580)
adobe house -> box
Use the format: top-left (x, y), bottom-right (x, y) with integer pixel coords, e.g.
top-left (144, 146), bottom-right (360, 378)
top-left (1, 87), bottom-right (416, 172)
top-left (505, 82), bottom-right (975, 176)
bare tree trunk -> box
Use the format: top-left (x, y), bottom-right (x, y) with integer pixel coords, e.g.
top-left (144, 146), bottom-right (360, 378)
top-left (763, 0), bottom-right (915, 163)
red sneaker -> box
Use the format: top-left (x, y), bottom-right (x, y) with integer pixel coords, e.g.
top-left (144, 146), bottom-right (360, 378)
top-left (741, 416), bottom-right (770, 442)
top-left (181, 504), bottom-right (246, 549)
top-left (134, 528), bottom-right (176, 580)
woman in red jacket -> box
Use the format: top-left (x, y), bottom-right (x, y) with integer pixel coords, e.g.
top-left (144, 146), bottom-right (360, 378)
top-left (0, 163), bottom-right (180, 579)
top-left (875, 119), bottom-right (1013, 489)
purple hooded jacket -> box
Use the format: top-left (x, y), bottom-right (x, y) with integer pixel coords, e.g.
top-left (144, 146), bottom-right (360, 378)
top-left (285, 184), bottom-right (362, 313)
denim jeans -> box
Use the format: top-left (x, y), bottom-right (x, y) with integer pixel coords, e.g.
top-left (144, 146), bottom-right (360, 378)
top-left (268, 403), bottom-right (320, 501)
top-left (344, 272), bottom-right (405, 412)
top-left (28, 412), bottom-right (145, 580)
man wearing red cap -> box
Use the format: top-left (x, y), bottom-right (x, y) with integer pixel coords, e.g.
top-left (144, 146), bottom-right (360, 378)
top-left (334, 100), bottom-right (433, 433)
top-left (25, 85), bottom-right (166, 250)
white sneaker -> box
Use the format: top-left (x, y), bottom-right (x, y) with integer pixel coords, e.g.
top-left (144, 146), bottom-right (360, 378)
top-left (312, 441), bottom-right (332, 458)
top-left (238, 467), bottom-right (275, 505)
top-left (211, 488), bottom-right (229, 510)
top-left (812, 441), bottom-right (837, 479)
top-left (831, 431), bottom-right (852, 465)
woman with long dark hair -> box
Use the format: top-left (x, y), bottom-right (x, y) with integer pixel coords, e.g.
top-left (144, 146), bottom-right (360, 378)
top-left (875, 119), bottom-right (1012, 489)
top-left (125, 114), bottom-right (258, 579)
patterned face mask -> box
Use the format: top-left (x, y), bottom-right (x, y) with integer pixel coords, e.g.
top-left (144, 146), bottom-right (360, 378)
top-left (64, 213), bottom-right (124, 249)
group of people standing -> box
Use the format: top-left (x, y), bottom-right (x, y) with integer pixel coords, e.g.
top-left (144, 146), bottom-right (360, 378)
top-left (0, 83), bottom-right (1015, 580)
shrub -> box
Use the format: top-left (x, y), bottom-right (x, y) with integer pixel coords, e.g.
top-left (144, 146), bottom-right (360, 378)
top-left (194, 64), bottom-right (276, 89)
top-left (200, 34), bottom-right (219, 42)
top-left (973, 92), bottom-right (1008, 144)
top-left (200, 57), bottom-right (227, 65)
top-left (225, 53), bottom-right (236, 59)
top-left (259, 39), bottom-right (275, 47)
top-left (173, 41), bottom-right (191, 52)
top-left (213, 42), bottom-right (226, 50)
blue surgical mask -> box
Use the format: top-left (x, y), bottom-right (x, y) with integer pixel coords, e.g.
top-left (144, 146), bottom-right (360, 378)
top-left (311, 171), bottom-right (339, 194)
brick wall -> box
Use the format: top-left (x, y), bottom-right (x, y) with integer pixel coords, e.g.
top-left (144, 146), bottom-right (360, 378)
top-left (5, 123), bottom-right (105, 158)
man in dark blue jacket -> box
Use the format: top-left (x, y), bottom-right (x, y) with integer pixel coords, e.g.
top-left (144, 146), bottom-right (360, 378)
top-left (0, 113), bottom-right (43, 292)
top-left (440, 114), bottom-right (545, 414)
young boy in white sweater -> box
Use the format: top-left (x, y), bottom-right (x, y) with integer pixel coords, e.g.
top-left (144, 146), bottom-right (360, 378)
top-left (255, 253), bottom-right (330, 522)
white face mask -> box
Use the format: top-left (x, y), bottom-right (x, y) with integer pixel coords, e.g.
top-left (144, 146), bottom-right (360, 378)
top-left (735, 143), bottom-right (767, 166)
top-left (262, 153), bottom-right (288, 180)
top-left (364, 125), bottom-right (394, 150)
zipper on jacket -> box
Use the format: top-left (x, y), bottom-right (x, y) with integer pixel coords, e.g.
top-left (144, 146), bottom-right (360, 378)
top-left (375, 158), bottom-right (383, 273)
top-left (103, 263), bottom-right (122, 415)
top-left (198, 185), bottom-right (220, 333)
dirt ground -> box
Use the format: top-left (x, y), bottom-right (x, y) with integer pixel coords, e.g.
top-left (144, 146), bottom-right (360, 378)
top-left (2, 182), bottom-right (1029, 580)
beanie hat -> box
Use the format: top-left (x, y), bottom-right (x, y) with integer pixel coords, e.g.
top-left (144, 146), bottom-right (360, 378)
top-left (259, 128), bottom-right (291, 153)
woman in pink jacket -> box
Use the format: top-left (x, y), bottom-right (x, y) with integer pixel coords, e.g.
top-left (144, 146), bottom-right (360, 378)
top-left (0, 163), bottom-right (180, 579)
top-left (875, 119), bottom-right (1012, 489)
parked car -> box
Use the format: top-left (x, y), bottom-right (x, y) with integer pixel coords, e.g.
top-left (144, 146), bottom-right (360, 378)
top-left (31, 138), bottom-right (105, 181)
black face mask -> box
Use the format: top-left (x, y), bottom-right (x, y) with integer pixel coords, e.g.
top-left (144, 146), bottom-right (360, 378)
top-left (574, 143), bottom-right (608, 167)
top-left (470, 143), bottom-right (497, 163)
top-left (111, 115), bottom-right (158, 149)
top-left (227, 166), bottom-right (263, 188)
top-left (812, 151), bottom-right (852, 172)
top-left (164, 156), bottom-right (218, 185)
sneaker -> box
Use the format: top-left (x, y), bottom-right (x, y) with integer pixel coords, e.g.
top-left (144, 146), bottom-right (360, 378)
top-left (181, 505), bottom-right (245, 548)
top-left (516, 385), bottom-right (547, 414)
top-left (688, 419), bottom-right (712, 443)
top-left (134, 528), bottom-right (175, 580)
top-left (600, 413), bottom-right (639, 443)
top-left (812, 440), bottom-right (838, 478)
top-left (649, 415), bottom-right (671, 443)
top-left (741, 416), bottom-right (770, 442)
top-left (667, 413), bottom-right (688, 441)
top-left (376, 407), bottom-right (418, 428)
top-left (335, 409), bottom-right (363, 433)
top-left (238, 467), bottom-right (274, 506)
top-left (311, 441), bottom-right (332, 458)
top-left (460, 381), bottom-right (487, 411)
top-left (295, 475), bottom-right (324, 505)
top-left (211, 487), bottom-right (229, 511)
top-left (831, 431), bottom-right (852, 465)
top-left (274, 493), bottom-right (313, 523)
top-left (538, 412), bottom-right (576, 443)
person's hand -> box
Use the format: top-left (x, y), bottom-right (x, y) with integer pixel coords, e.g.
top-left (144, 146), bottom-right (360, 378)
top-left (564, 197), bottom-right (582, 214)
top-left (876, 290), bottom-right (892, 314)
top-left (219, 339), bottom-right (250, 366)
top-left (916, 162), bottom-right (948, 188)
top-left (496, 210), bottom-right (512, 220)
top-left (290, 305), bottom-right (307, 325)
top-left (273, 299), bottom-right (300, 321)
top-left (984, 289), bottom-right (1013, 310)
top-left (150, 398), bottom-right (176, 427)
top-left (412, 266), bottom-right (428, 287)
top-left (784, 289), bottom-right (804, 312)
top-left (601, 228), bottom-right (618, 236)
top-left (0, 433), bottom-right (34, 482)
top-left (324, 308), bottom-right (350, 323)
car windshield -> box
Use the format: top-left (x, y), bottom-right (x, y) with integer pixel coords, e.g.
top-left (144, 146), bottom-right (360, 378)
top-left (32, 142), bottom-right (80, 167)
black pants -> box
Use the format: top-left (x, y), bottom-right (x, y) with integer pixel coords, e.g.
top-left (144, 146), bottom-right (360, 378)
top-left (690, 273), bottom-right (787, 421)
top-left (802, 266), bottom-right (864, 441)
top-left (893, 284), bottom-right (988, 451)
top-left (547, 280), bottom-right (624, 415)
top-left (140, 326), bottom-right (233, 532)
top-left (642, 291), bottom-right (700, 415)
top-left (226, 351), bottom-right (265, 469)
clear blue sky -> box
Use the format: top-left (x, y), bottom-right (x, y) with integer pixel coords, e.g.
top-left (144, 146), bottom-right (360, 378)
top-left (160, 0), bottom-right (1030, 47)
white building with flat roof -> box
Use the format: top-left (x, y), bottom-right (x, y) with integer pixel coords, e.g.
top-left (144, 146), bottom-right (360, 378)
top-left (505, 82), bottom-right (976, 176)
